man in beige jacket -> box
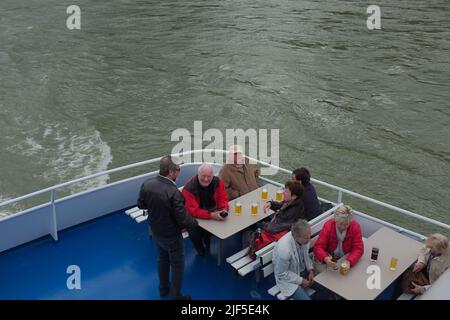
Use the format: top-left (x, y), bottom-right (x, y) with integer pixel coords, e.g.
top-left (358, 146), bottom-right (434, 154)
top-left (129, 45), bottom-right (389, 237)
top-left (219, 145), bottom-right (261, 200)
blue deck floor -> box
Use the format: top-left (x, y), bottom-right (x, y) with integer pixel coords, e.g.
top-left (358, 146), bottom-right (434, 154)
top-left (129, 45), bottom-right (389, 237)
top-left (0, 210), bottom-right (275, 300)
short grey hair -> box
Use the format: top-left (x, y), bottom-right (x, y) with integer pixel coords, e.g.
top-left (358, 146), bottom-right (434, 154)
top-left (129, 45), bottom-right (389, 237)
top-left (334, 205), bottom-right (353, 224)
top-left (198, 163), bottom-right (214, 175)
top-left (291, 219), bottom-right (310, 238)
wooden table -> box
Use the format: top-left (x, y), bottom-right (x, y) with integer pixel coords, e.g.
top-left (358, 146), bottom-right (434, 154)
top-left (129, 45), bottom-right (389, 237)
top-left (314, 227), bottom-right (423, 300)
top-left (197, 183), bottom-right (281, 266)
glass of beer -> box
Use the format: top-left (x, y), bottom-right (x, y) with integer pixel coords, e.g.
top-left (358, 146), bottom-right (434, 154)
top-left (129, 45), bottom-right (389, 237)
top-left (261, 188), bottom-right (268, 201)
top-left (251, 203), bottom-right (258, 217)
top-left (234, 202), bottom-right (242, 216)
top-left (339, 260), bottom-right (350, 275)
top-left (276, 190), bottom-right (283, 201)
top-left (389, 257), bottom-right (398, 271)
top-left (370, 247), bottom-right (379, 262)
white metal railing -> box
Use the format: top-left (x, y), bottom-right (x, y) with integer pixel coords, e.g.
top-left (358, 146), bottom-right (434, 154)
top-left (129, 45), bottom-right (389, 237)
top-left (1, 149), bottom-right (449, 231)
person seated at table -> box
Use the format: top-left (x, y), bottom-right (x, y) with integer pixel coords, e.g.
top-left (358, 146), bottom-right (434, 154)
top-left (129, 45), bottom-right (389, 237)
top-left (400, 233), bottom-right (450, 295)
top-left (219, 144), bottom-right (261, 200)
top-left (292, 167), bottom-right (322, 221)
top-left (313, 205), bottom-right (364, 272)
top-left (182, 163), bottom-right (229, 256)
top-left (247, 180), bottom-right (305, 258)
top-left (272, 219), bottom-right (316, 300)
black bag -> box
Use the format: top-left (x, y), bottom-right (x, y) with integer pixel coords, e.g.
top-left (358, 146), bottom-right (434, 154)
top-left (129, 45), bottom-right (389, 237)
top-left (246, 228), bottom-right (263, 260)
top-left (320, 202), bottom-right (333, 213)
top-left (400, 267), bottom-right (430, 293)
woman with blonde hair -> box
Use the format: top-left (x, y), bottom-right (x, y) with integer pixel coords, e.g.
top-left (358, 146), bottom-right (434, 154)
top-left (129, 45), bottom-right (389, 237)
top-left (402, 233), bottom-right (450, 294)
top-left (313, 205), bottom-right (364, 271)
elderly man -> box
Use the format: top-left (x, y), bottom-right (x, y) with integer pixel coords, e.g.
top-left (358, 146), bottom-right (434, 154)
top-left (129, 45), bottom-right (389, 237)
top-left (219, 145), bottom-right (261, 200)
top-left (273, 219), bottom-right (316, 300)
top-left (137, 155), bottom-right (198, 300)
top-left (182, 163), bottom-right (229, 256)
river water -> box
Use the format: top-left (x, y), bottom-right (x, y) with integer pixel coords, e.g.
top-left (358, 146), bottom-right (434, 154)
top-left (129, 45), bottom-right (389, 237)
top-left (1, 0), bottom-right (449, 233)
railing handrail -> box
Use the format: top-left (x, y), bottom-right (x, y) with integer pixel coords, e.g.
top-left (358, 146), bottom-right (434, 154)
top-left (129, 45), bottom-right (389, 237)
top-left (1, 149), bottom-right (449, 230)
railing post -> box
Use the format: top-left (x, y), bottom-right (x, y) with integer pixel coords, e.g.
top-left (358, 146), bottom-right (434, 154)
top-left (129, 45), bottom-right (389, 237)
top-left (337, 190), bottom-right (342, 204)
top-left (50, 190), bottom-right (58, 241)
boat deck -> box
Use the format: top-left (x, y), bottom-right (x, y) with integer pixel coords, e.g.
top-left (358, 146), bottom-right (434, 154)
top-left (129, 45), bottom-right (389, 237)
top-left (0, 209), bottom-right (274, 300)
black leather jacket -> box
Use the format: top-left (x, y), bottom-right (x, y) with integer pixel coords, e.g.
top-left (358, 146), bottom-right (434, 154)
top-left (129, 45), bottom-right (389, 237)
top-left (137, 175), bottom-right (198, 238)
top-left (262, 197), bottom-right (305, 234)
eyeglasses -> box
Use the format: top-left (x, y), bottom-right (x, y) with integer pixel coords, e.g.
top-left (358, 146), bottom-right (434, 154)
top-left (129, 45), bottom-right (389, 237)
top-left (174, 167), bottom-right (181, 172)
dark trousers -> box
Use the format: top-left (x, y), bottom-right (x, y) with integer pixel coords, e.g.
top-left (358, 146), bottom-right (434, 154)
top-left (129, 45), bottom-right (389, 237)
top-left (189, 226), bottom-right (211, 253)
top-left (153, 234), bottom-right (185, 296)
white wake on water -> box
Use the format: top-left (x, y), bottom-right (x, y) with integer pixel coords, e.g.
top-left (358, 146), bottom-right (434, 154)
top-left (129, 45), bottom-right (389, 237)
top-left (1, 122), bottom-right (113, 216)
top-left (42, 125), bottom-right (113, 193)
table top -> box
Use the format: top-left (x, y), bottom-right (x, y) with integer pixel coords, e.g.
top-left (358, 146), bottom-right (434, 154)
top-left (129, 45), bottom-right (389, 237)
top-left (197, 184), bottom-right (281, 240)
top-left (314, 226), bottom-right (424, 300)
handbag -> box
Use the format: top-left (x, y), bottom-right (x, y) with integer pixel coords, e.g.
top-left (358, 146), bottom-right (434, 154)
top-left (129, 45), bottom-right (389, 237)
top-left (400, 266), bottom-right (430, 293)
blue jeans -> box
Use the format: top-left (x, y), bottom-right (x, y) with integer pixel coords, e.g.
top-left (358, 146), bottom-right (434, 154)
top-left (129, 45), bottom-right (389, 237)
top-left (291, 286), bottom-right (312, 300)
top-left (290, 270), bottom-right (311, 300)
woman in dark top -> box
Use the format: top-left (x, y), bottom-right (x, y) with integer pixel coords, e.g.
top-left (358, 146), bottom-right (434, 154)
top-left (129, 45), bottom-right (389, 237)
top-left (292, 167), bottom-right (322, 221)
top-left (247, 180), bottom-right (305, 258)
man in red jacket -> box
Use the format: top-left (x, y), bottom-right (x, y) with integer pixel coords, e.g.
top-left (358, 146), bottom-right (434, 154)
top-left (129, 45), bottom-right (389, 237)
top-left (313, 205), bottom-right (364, 270)
top-left (182, 163), bottom-right (229, 255)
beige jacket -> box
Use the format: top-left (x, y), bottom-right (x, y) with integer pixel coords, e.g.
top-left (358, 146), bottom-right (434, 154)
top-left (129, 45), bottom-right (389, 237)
top-left (218, 163), bottom-right (261, 200)
top-left (418, 246), bottom-right (450, 284)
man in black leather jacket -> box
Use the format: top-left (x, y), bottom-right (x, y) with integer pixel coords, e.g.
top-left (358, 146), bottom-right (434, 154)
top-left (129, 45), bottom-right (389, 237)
top-left (138, 155), bottom-right (198, 300)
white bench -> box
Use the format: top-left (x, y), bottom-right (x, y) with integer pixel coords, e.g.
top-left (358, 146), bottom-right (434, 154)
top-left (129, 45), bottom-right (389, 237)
top-left (125, 206), bottom-right (148, 223)
top-left (227, 242), bottom-right (277, 278)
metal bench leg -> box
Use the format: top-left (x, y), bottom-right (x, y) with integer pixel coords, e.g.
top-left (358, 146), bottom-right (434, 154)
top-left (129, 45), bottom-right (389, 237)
top-left (255, 268), bottom-right (261, 283)
top-left (217, 239), bottom-right (223, 267)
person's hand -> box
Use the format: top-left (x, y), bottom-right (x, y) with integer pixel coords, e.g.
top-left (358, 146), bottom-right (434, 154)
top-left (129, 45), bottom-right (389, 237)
top-left (263, 201), bottom-right (271, 214)
top-left (324, 256), bottom-right (338, 270)
top-left (301, 278), bottom-right (311, 288)
top-left (210, 211), bottom-right (225, 221)
top-left (308, 270), bottom-right (315, 284)
top-left (411, 282), bottom-right (424, 294)
top-left (412, 262), bottom-right (425, 273)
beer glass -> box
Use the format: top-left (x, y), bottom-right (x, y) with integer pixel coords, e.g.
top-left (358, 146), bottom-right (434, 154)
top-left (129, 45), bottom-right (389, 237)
top-left (276, 190), bottom-right (283, 201)
top-left (389, 257), bottom-right (398, 271)
top-left (261, 188), bottom-right (268, 201)
top-left (235, 202), bottom-right (242, 216)
top-left (251, 203), bottom-right (258, 217)
top-left (339, 261), bottom-right (350, 275)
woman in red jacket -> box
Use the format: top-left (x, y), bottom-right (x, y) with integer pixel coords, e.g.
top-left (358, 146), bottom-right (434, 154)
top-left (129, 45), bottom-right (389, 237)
top-left (313, 205), bottom-right (364, 270)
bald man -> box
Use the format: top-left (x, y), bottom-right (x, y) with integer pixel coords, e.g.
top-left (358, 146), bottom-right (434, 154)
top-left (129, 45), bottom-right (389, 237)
top-left (182, 163), bottom-right (229, 255)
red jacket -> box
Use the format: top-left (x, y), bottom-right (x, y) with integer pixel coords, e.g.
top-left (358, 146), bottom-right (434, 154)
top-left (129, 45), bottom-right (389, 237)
top-left (313, 219), bottom-right (364, 267)
top-left (182, 176), bottom-right (229, 219)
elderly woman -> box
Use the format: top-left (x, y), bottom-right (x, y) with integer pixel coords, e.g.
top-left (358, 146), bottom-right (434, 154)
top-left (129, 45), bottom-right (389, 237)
top-left (402, 233), bottom-right (450, 295)
top-left (313, 205), bottom-right (364, 270)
